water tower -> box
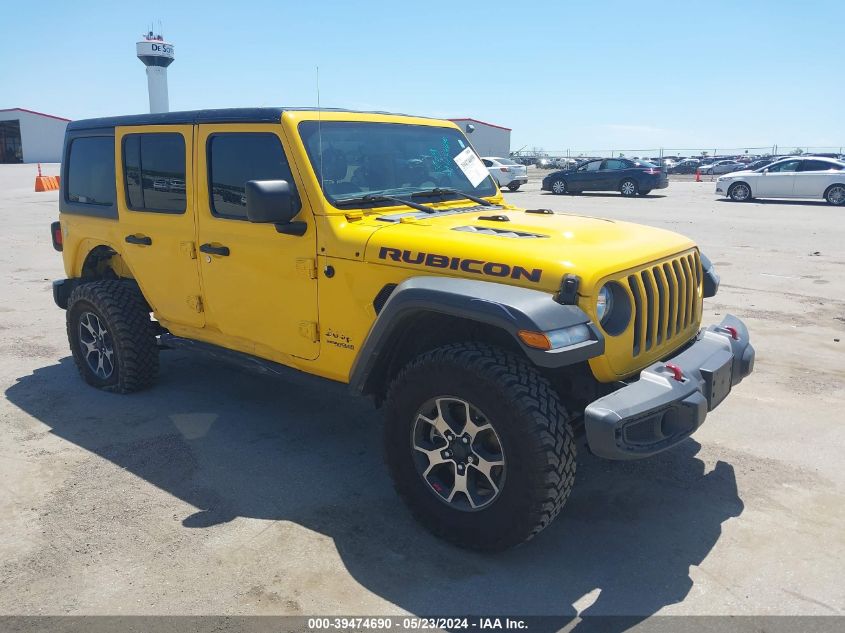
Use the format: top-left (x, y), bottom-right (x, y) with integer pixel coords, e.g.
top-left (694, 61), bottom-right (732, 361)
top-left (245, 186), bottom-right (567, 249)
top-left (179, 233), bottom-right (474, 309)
top-left (136, 30), bottom-right (174, 113)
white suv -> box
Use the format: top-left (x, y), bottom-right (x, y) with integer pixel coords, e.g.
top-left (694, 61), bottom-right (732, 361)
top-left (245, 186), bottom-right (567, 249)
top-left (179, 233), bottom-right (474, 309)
top-left (715, 157), bottom-right (845, 205)
top-left (482, 157), bottom-right (528, 191)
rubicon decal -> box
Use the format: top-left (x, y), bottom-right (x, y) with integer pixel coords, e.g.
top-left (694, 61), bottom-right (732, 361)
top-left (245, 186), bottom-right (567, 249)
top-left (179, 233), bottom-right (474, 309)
top-left (378, 247), bottom-right (542, 283)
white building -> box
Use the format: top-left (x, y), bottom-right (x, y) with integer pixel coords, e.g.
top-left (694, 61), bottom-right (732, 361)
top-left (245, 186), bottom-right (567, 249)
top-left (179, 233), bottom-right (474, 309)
top-left (0, 108), bottom-right (70, 164)
top-left (449, 117), bottom-right (511, 158)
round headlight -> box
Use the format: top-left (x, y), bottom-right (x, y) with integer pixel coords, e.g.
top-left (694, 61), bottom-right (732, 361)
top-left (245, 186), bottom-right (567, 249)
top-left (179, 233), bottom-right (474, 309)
top-left (596, 285), bottom-right (614, 323)
top-left (596, 282), bottom-right (632, 336)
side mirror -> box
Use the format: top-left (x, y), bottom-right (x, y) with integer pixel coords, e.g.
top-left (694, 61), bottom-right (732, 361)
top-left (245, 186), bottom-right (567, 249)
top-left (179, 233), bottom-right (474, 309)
top-left (246, 180), bottom-right (306, 236)
top-left (465, 123), bottom-right (475, 134)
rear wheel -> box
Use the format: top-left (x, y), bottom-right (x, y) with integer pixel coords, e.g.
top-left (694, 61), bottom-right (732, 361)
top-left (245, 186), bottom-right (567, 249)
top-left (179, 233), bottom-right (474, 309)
top-left (383, 342), bottom-right (576, 551)
top-left (620, 179), bottom-right (638, 196)
top-left (507, 183), bottom-right (521, 191)
top-left (728, 182), bottom-right (752, 202)
top-left (825, 184), bottom-right (845, 206)
top-left (550, 179), bottom-right (567, 195)
top-left (67, 281), bottom-right (159, 393)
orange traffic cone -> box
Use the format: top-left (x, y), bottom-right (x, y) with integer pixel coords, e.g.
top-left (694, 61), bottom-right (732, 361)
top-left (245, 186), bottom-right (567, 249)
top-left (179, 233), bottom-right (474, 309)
top-left (695, 168), bottom-right (701, 183)
top-left (35, 163), bottom-right (60, 192)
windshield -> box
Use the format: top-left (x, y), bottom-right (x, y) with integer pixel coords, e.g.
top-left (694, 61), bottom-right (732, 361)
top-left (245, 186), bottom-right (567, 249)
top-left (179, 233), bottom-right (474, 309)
top-left (298, 121), bottom-right (497, 208)
top-left (633, 160), bottom-right (658, 168)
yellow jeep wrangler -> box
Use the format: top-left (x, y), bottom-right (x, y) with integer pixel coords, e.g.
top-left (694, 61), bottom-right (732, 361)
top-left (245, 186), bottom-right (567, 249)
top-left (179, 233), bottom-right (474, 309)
top-left (50, 108), bottom-right (754, 550)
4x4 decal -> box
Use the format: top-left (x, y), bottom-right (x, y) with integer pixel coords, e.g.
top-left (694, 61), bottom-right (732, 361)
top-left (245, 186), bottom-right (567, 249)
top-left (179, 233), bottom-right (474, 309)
top-left (378, 247), bottom-right (542, 283)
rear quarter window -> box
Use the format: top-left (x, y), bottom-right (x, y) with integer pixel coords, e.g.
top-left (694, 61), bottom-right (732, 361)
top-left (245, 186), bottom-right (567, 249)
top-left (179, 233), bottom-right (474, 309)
top-left (66, 137), bottom-right (115, 206)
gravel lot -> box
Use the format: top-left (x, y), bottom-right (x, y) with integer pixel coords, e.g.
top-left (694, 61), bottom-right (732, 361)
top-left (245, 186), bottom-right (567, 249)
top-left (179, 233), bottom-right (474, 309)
top-left (1, 163), bottom-right (843, 619)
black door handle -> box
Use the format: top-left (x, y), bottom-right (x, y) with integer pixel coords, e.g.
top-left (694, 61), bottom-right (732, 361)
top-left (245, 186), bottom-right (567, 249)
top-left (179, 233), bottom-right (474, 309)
top-left (125, 234), bottom-right (152, 246)
top-left (199, 243), bottom-right (230, 256)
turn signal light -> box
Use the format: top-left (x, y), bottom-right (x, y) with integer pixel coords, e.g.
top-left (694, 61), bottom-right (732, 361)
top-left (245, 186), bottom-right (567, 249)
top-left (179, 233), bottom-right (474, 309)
top-left (517, 330), bottom-right (552, 350)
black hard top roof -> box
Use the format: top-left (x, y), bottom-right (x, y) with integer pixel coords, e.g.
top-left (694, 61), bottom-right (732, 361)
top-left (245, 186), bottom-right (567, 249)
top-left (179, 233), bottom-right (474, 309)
top-left (67, 107), bottom-right (420, 131)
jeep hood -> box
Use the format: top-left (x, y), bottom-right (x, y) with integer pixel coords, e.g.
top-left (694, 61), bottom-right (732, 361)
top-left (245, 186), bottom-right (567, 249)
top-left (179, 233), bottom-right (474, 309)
top-left (363, 207), bottom-right (696, 295)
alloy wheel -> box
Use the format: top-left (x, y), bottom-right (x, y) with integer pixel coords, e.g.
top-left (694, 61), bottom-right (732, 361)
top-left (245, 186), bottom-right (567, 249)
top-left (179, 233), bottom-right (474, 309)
top-left (828, 185), bottom-right (845, 205)
top-left (78, 312), bottom-right (115, 379)
top-left (731, 183), bottom-right (751, 201)
top-left (552, 180), bottom-right (566, 194)
top-left (411, 396), bottom-right (506, 511)
top-left (621, 180), bottom-right (637, 196)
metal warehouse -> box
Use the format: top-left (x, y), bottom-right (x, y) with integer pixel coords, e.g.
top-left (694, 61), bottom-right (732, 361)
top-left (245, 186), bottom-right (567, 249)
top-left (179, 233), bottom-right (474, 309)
top-left (449, 117), bottom-right (511, 158)
top-left (0, 108), bottom-right (70, 164)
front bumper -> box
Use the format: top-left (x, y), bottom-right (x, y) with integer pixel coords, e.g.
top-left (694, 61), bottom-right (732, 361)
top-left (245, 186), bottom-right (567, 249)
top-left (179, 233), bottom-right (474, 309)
top-left (584, 314), bottom-right (754, 460)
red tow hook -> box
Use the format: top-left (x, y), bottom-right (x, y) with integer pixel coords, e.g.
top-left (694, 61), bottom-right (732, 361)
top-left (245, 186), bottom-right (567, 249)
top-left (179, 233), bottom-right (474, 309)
top-left (723, 326), bottom-right (740, 340)
top-left (665, 363), bottom-right (684, 382)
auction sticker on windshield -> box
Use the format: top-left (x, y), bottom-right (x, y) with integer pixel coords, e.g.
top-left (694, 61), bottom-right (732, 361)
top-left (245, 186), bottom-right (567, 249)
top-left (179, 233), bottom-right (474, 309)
top-left (453, 146), bottom-right (489, 188)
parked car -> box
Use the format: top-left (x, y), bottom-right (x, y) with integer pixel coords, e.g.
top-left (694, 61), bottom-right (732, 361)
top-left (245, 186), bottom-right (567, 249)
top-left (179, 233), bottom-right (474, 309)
top-left (715, 156), bottom-right (845, 205)
top-left (482, 157), bottom-right (528, 191)
top-left (745, 157), bottom-right (780, 171)
top-left (542, 158), bottom-right (668, 196)
top-left (536, 157), bottom-right (554, 169)
top-left (700, 160), bottom-right (745, 175)
top-left (671, 159), bottom-right (701, 174)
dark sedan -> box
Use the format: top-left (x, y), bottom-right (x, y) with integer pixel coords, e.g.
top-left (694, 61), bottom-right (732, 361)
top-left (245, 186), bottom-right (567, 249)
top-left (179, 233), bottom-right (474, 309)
top-left (541, 158), bottom-right (669, 196)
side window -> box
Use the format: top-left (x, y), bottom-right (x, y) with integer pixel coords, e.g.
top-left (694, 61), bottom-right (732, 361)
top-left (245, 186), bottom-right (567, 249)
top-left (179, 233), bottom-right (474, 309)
top-left (602, 159), bottom-right (625, 170)
top-left (67, 137), bottom-right (115, 206)
top-left (482, 159), bottom-right (493, 167)
top-left (122, 133), bottom-right (186, 213)
top-left (769, 160), bottom-right (801, 173)
top-left (799, 160), bottom-right (832, 172)
top-left (208, 133), bottom-right (298, 220)
top-left (585, 160), bottom-right (601, 172)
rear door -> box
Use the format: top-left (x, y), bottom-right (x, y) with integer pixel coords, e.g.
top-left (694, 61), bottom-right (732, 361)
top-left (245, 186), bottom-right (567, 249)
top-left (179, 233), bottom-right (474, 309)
top-left (115, 125), bottom-right (204, 327)
top-left (194, 124), bottom-right (319, 361)
top-left (755, 159), bottom-right (801, 197)
top-left (794, 160), bottom-right (840, 197)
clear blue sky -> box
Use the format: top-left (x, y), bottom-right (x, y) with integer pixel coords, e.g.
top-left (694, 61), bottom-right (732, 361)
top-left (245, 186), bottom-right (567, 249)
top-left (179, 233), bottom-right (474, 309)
top-left (3, 0), bottom-right (842, 153)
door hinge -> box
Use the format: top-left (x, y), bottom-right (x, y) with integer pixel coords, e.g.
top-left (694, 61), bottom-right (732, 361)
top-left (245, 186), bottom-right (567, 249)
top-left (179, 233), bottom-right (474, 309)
top-left (296, 258), bottom-right (318, 279)
top-left (180, 241), bottom-right (197, 260)
top-left (298, 321), bottom-right (319, 342)
top-left (187, 295), bottom-right (204, 313)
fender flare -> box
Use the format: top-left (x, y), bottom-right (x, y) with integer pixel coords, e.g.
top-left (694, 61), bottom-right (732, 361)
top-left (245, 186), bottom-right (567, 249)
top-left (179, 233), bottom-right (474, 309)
top-left (349, 276), bottom-right (604, 395)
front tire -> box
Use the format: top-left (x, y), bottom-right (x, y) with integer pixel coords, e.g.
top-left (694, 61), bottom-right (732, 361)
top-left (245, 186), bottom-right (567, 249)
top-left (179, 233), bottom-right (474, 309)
top-left (384, 342), bottom-right (576, 551)
top-left (620, 179), bottom-right (638, 196)
top-left (67, 281), bottom-right (159, 393)
top-left (550, 178), bottom-right (567, 195)
top-left (728, 182), bottom-right (752, 202)
top-left (825, 184), bottom-right (845, 206)
top-left (507, 183), bottom-right (521, 191)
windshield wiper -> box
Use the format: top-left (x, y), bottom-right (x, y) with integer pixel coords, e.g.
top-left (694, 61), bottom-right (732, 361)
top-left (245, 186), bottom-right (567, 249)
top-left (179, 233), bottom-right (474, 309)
top-left (410, 187), bottom-right (493, 207)
top-left (335, 194), bottom-right (438, 214)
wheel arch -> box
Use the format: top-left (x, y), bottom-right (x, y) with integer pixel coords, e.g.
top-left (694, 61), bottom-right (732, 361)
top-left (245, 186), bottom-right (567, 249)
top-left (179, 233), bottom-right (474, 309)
top-left (349, 276), bottom-right (604, 403)
top-left (73, 241), bottom-right (136, 281)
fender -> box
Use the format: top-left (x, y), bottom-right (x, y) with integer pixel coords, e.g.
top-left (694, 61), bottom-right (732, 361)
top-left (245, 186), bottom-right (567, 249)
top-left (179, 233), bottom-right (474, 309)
top-left (349, 276), bottom-right (605, 395)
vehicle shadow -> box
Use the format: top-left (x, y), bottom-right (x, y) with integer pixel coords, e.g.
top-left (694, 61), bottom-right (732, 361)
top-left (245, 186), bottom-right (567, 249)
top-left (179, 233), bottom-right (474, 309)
top-left (715, 198), bottom-right (830, 207)
top-left (541, 192), bottom-right (668, 199)
top-left (6, 354), bottom-right (744, 629)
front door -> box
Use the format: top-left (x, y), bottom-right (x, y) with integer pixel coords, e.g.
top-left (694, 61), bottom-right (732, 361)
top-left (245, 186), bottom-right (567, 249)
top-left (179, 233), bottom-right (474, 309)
top-left (195, 124), bottom-right (319, 361)
top-left (755, 159), bottom-right (801, 197)
top-left (572, 159), bottom-right (602, 190)
top-left (115, 125), bottom-right (205, 327)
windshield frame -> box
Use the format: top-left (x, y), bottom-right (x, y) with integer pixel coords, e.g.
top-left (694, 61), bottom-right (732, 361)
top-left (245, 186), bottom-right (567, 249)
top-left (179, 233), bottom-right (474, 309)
top-left (297, 120), bottom-right (499, 212)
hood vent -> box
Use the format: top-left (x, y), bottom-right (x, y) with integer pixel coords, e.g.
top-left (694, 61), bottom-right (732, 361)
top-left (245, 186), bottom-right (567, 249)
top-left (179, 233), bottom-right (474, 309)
top-left (453, 226), bottom-right (549, 239)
